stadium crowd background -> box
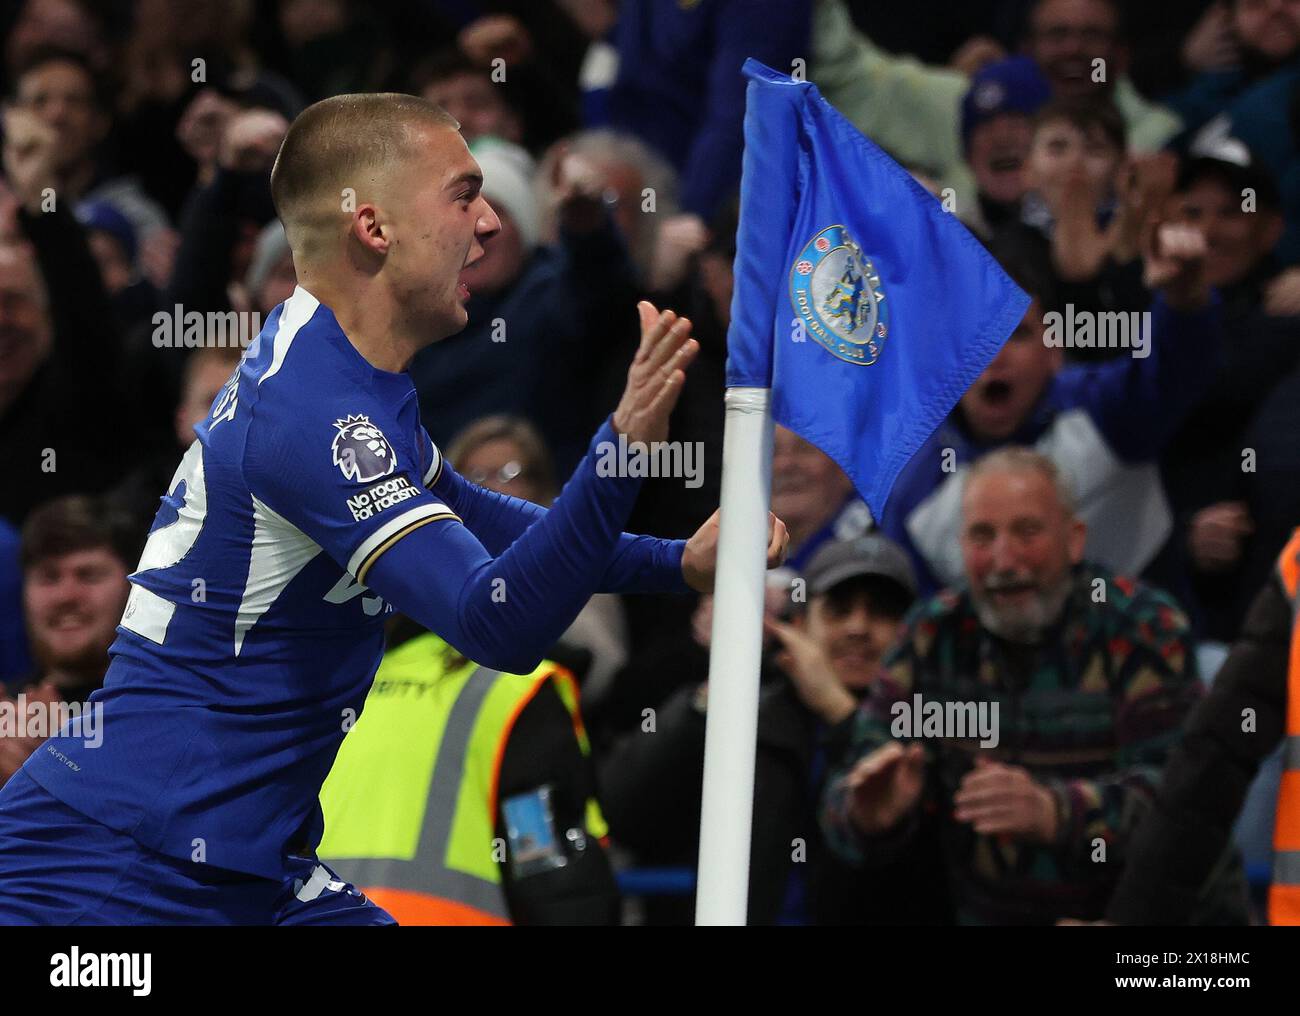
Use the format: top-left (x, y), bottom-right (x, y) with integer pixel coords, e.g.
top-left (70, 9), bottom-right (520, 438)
top-left (1, 0), bottom-right (1299, 925)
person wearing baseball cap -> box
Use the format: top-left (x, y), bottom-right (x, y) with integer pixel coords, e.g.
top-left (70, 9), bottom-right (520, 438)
top-left (1162, 135), bottom-right (1292, 642)
top-left (768, 533), bottom-right (919, 710)
top-left (600, 532), bottom-right (927, 925)
top-left (960, 56), bottom-right (1053, 238)
top-left (1174, 136), bottom-right (1284, 292)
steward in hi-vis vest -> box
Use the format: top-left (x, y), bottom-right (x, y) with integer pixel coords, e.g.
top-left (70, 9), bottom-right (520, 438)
top-left (318, 620), bottom-right (618, 925)
top-left (1106, 528), bottom-right (1300, 925)
top-left (1270, 529), bottom-right (1300, 924)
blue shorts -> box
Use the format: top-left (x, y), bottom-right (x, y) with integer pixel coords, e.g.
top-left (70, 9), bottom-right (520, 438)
top-left (0, 770), bottom-right (395, 926)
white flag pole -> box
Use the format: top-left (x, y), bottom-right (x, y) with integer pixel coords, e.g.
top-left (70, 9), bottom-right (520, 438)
top-left (694, 385), bottom-right (774, 926)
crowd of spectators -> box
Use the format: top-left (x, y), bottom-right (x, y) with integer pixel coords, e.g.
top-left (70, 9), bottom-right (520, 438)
top-left (1, 0), bottom-right (1299, 925)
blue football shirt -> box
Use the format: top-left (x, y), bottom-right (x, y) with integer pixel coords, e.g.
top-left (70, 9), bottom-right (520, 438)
top-left (22, 286), bottom-right (686, 877)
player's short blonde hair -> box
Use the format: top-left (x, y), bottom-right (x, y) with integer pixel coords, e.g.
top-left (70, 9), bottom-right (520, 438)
top-left (270, 92), bottom-right (458, 253)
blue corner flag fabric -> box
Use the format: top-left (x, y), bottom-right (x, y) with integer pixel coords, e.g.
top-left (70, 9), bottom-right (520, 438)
top-left (725, 60), bottom-right (1030, 518)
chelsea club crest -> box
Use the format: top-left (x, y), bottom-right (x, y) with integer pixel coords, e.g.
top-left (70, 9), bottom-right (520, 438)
top-left (789, 225), bottom-right (889, 365)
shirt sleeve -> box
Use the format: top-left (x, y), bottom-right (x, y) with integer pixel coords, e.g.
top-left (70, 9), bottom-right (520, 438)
top-left (809, 0), bottom-right (966, 180)
top-left (244, 401), bottom-right (462, 586)
top-left (247, 407), bottom-right (659, 675)
top-left (1049, 292), bottom-right (1223, 462)
top-left (420, 428), bottom-right (690, 597)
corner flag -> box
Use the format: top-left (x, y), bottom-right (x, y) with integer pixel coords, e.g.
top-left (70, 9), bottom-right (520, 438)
top-left (725, 59), bottom-right (1029, 517)
top-left (696, 60), bottom-right (1029, 925)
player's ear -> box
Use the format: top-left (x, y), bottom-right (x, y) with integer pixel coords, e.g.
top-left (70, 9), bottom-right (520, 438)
top-left (351, 202), bottom-right (390, 256)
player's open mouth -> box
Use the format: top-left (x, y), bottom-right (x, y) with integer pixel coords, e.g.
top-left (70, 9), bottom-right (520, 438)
top-left (457, 253), bottom-right (483, 302)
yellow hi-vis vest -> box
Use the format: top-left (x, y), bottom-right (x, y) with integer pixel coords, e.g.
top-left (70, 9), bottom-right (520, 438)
top-left (1271, 528), bottom-right (1300, 925)
top-left (316, 632), bottom-right (608, 926)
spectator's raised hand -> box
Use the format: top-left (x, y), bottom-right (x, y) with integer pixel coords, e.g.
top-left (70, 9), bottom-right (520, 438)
top-left (0, 682), bottom-right (62, 787)
top-left (1188, 500), bottom-right (1254, 573)
top-left (0, 178), bottom-right (22, 242)
top-left (1183, 2), bottom-right (1241, 74)
top-left (1, 105), bottom-right (60, 214)
top-left (1264, 266), bottom-right (1300, 316)
top-left (1110, 152), bottom-right (1178, 264)
top-left (139, 226), bottom-right (180, 292)
top-left (954, 755), bottom-right (1059, 843)
top-left (176, 88), bottom-right (238, 183)
top-left (1053, 166), bottom-right (1114, 282)
top-left (556, 0), bottom-right (617, 41)
top-left (551, 145), bottom-right (608, 235)
top-left (766, 615), bottom-right (855, 723)
top-left (949, 35), bottom-right (1007, 77)
top-left (219, 109), bottom-right (290, 175)
top-left (843, 740), bottom-right (926, 836)
top-left (647, 213), bottom-right (710, 293)
top-left (1142, 220), bottom-right (1211, 310)
top-left (458, 14), bottom-right (534, 66)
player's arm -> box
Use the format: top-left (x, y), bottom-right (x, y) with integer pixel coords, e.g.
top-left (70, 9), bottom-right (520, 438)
top-left (425, 454), bottom-right (690, 596)
top-left (249, 304), bottom-right (702, 673)
top-left (424, 302), bottom-right (789, 596)
top-left (364, 417), bottom-right (666, 674)
top-left (369, 305), bottom-right (702, 670)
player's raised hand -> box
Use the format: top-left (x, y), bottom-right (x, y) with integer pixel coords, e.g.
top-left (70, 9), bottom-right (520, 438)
top-left (612, 301), bottom-right (699, 446)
